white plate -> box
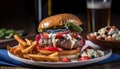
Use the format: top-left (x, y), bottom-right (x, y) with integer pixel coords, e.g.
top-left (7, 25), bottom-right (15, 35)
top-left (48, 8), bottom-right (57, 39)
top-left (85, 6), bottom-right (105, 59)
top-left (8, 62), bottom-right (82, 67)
top-left (8, 40), bottom-right (112, 68)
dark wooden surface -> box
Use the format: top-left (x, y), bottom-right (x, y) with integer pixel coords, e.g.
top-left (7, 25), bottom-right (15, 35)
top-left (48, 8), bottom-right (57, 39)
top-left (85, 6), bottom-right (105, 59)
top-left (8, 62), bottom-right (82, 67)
top-left (1, 61), bottom-right (120, 69)
top-left (1, 14), bottom-right (120, 69)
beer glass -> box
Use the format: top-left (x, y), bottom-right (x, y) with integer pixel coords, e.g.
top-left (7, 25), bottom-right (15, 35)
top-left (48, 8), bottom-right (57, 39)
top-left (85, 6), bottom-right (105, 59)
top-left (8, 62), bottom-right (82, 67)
top-left (86, 0), bottom-right (112, 32)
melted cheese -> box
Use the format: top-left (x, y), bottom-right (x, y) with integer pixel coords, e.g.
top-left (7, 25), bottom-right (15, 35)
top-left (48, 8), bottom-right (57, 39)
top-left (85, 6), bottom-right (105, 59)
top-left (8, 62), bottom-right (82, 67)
top-left (49, 33), bottom-right (77, 48)
top-left (51, 33), bottom-right (56, 47)
top-left (52, 37), bottom-right (59, 47)
top-left (64, 34), bottom-right (77, 49)
top-left (70, 38), bottom-right (77, 49)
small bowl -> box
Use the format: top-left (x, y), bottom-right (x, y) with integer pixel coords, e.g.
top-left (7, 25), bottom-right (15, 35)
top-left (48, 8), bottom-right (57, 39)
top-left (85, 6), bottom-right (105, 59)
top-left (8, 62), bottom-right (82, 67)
top-left (86, 34), bottom-right (120, 50)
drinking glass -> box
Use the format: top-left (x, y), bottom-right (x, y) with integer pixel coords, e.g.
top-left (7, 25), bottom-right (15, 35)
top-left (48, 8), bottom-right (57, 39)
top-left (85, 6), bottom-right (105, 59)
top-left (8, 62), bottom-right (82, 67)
top-left (86, 0), bottom-right (112, 32)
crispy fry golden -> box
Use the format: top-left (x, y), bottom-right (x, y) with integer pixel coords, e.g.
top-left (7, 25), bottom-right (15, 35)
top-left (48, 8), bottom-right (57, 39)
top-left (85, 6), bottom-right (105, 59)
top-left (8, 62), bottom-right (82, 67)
top-left (25, 38), bottom-right (32, 45)
top-left (47, 52), bottom-right (60, 62)
top-left (7, 45), bottom-right (16, 54)
top-left (14, 34), bottom-right (27, 46)
top-left (18, 43), bottom-right (27, 52)
top-left (7, 45), bottom-right (23, 57)
top-left (46, 56), bottom-right (60, 62)
top-left (48, 52), bottom-right (59, 57)
top-left (22, 43), bottom-right (37, 54)
top-left (38, 50), bottom-right (55, 55)
top-left (26, 54), bottom-right (47, 61)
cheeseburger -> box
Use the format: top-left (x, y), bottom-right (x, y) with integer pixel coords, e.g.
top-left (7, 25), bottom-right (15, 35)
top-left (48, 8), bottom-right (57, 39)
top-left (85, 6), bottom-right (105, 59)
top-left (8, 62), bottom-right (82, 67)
top-left (35, 13), bottom-right (85, 58)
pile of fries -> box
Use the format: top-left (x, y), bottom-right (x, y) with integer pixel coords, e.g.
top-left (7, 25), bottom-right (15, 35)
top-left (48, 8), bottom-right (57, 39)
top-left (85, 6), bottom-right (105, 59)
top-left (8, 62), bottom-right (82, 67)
top-left (7, 34), bottom-right (60, 62)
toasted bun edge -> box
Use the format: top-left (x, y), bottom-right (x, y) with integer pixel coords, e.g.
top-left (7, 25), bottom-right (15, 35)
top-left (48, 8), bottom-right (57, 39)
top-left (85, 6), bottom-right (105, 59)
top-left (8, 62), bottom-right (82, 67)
top-left (38, 13), bottom-right (83, 31)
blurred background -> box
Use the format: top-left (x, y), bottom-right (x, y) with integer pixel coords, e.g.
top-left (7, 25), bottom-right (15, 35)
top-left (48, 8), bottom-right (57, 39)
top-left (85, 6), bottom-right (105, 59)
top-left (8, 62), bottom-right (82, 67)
top-left (0, 0), bottom-right (120, 36)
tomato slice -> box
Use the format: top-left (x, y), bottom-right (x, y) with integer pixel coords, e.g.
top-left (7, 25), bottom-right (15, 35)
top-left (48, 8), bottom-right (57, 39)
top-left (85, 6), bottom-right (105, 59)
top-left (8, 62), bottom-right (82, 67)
top-left (55, 34), bottom-right (63, 38)
top-left (71, 33), bottom-right (77, 38)
top-left (44, 47), bottom-right (60, 51)
top-left (42, 32), bottom-right (49, 38)
top-left (78, 56), bottom-right (90, 62)
top-left (37, 46), bottom-right (63, 52)
top-left (61, 57), bottom-right (71, 62)
top-left (55, 31), bottom-right (69, 38)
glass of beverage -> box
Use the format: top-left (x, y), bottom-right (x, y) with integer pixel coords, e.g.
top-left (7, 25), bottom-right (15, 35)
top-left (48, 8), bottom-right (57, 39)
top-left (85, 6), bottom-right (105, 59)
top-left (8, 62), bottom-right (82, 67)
top-left (86, 0), bottom-right (112, 33)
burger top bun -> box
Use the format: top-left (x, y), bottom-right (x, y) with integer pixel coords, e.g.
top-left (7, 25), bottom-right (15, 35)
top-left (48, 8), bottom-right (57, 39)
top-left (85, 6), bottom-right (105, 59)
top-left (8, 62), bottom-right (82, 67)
top-left (38, 13), bottom-right (82, 31)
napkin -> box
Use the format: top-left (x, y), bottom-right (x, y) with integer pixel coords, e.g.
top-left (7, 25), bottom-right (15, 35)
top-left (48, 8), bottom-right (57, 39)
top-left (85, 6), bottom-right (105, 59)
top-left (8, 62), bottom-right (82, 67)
top-left (0, 49), bottom-right (28, 66)
top-left (97, 53), bottom-right (120, 64)
top-left (0, 49), bottom-right (120, 67)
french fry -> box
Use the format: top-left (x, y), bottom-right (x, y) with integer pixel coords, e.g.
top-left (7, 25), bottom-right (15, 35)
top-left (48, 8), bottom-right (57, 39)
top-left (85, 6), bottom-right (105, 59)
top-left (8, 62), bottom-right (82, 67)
top-left (38, 50), bottom-right (55, 55)
top-left (7, 45), bottom-right (23, 57)
top-left (25, 38), bottom-right (32, 45)
top-left (14, 46), bottom-right (21, 54)
top-left (47, 52), bottom-right (60, 62)
top-left (26, 54), bottom-right (47, 61)
top-left (23, 54), bottom-right (31, 59)
top-left (7, 45), bottom-right (16, 54)
top-left (14, 34), bottom-right (27, 46)
top-left (14, 49), bottom-right (23, 57)
top-left (48, 52), bottom-right (59, 57)
top-left (32, 41), bottom-right (36, 45)
top-left (18, 43), bottom-right (28, 52)
top-left (22, 43), bottom-right (36, 54)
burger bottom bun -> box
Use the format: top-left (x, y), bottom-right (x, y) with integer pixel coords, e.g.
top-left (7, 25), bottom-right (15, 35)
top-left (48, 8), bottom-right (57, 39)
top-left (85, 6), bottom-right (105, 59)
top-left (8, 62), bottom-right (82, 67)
top-left (59, 52), bottom-right (80, 59)
top-left (38, 49), bottom-right (81, 59)
top-left (59, 49), bottom-right (80, 59)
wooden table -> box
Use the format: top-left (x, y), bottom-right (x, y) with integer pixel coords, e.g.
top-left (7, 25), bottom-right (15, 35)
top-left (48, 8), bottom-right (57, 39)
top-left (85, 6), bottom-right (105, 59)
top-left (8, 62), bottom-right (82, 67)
top-left (1, 14), bottom-right (120, 69)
